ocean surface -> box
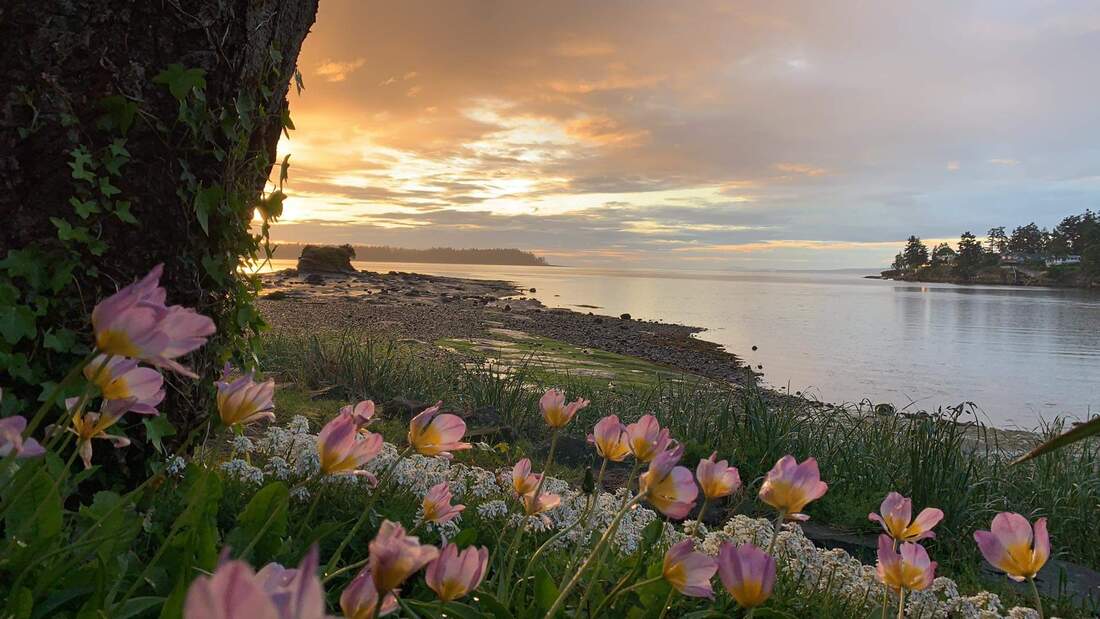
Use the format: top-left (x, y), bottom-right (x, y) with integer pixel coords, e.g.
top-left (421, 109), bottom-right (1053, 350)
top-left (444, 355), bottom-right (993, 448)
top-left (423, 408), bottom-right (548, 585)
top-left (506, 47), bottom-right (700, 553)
top-left (257, 259), bottom-right (1100, 428)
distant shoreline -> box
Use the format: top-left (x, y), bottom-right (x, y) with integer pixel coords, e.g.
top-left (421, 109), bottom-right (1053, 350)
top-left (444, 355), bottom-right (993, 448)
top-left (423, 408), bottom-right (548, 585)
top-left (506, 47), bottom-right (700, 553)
top-left (271, 243), bottom-right (552, 267)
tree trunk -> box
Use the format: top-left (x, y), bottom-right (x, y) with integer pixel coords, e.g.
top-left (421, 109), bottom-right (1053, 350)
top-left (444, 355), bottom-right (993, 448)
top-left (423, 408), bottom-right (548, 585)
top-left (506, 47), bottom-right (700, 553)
top-left (0, 1), bottom-right (318, 442)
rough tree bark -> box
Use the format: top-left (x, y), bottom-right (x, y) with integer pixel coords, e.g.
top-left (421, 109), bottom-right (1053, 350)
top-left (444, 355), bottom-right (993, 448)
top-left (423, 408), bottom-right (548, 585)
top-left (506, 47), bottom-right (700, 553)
top-left (0, 1), bottom-right (318, 441)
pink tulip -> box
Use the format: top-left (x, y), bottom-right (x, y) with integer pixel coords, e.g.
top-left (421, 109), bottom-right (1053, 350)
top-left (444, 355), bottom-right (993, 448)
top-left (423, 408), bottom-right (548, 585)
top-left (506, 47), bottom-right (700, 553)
top-left (67, 398), bottom-right (130, 469)
top-left (422, 482), bottom-right (465, 525)
top-left (91, 264), bottom-right (215, 378)
top-left (407, 402), bottom-right (470, 459)
top-left (663, 539), bottom-right (717, 598)
top-left (217, 371), bottom-right (276, 428)
top-left (876, 534), bottom-right (936, 592)
top-left (317, 412), bottom-right (383, 476)
top-left (369, 520), bottom-right (440, 594)
top-left (696, 452), bottom-right (741, 500)
top-left (184, 546), bottom-right (327, 619)
top-left (511, 458), bottom-right (542, 496)
top-left (625, 414), bottom-right (675, 463)
top-left (425, 543), bottom-right (489, 602)
top-left (522, 490), bottom-right (561, 516)
top-left (974, 512), bottom-right (1050, 581)
top-left (869, 492), bottom-right (944, 542)
top-left (639, 444), bottom-right (699, 520)
top-left (341, 568), bottom-right (398, 619)
top-left (340, 400), bottom-right (376, 428)
top-left (0, 414), bottom-right (45, 459)
top-left (717, 542), bottom-right (776, 609)
top-left (539, 388), bottom-right (589, 428)
top-left (83, 354), bottom-right (165, 415)
top-left (587, 414), bottom-right (631, 462)
top-left (758, 455), bottom-right (828, 521)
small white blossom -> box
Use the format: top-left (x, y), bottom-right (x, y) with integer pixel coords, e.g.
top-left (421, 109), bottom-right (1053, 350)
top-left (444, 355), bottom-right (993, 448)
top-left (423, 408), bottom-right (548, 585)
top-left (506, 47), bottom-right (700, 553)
top-left (220, 459), bottom-right (264, 485)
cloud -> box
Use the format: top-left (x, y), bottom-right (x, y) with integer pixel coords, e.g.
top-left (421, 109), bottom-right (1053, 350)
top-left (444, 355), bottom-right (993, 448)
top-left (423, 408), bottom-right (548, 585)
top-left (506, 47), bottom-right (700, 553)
top-left (315, 57), bottom-right (366, 82)
top-left (272, 0), bottom-right (1100, 268)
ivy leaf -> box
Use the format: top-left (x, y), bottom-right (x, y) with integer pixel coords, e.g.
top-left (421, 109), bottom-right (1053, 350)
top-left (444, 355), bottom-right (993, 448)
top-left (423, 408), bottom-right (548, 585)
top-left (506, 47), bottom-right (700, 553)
top-left (68, 147), bottom-right (96, 182)
top-left (0, 304), bottom-right (37, 344)
top-left (69, 197), bottom-right (100, 219)
top-left (281, 108), bottom-right (295, 138)
top-left (99, 176), bottom-right (121, 197)
top-left (143, 415), bottom-right (177, 454)
top-left (97, 95), bottom-right (138, 134)
top-left (43, 328), bottom-right (77, 352)
top-left (154, 64), bottom-right (207, 100)
top-left (114, 200), bottom-right (138, 224)
top-left (193, 185), bottom-right (223, 235)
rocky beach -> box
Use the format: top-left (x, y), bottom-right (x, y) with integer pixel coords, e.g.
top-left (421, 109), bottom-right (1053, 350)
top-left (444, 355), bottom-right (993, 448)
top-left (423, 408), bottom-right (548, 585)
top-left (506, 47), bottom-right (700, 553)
top-left (257, 266), bottom-right (754, 386)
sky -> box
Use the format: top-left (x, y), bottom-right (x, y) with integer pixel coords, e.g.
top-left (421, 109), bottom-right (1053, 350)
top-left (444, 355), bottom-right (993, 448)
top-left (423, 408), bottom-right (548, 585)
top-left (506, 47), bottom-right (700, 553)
top-left (271, 0), bottom-right (1100, 269)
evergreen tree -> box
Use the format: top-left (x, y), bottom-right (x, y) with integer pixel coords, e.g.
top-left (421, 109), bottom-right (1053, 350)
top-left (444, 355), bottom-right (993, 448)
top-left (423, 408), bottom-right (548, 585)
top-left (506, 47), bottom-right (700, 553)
top-left (902, 235), bottom-right (929, 269)
top-left (955, 231), bottom-right (984, 278)
top-left (1007, 223), bottom-right (1044, 255)
top-left (986, 226), bottom-right (1008, 255)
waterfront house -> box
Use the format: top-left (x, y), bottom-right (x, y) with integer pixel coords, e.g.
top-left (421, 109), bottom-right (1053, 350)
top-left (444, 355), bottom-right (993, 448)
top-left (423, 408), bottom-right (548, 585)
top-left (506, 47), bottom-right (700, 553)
top-left (1045, 255), bottom-right (1082, 267)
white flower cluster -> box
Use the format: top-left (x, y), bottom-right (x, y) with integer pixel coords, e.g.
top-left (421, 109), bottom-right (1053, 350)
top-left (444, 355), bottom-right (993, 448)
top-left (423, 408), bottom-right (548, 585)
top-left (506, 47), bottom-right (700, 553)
top-left (222, 419), bottom-right (1044, 619)
top-left (699, 516), bottom-right (1043, 619)
top-left (219, 458), bottom-right (264, 486)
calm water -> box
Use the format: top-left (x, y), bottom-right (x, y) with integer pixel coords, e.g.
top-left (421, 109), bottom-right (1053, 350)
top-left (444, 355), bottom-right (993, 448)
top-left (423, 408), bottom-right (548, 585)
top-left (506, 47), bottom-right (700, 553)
top-left (259, 259), bottom-right (1100, 428)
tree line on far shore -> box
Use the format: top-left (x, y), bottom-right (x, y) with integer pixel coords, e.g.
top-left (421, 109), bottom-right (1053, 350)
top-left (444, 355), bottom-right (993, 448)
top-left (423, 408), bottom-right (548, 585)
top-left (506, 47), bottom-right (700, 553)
top-left (890, 209), bottom-right (1100, 279)
top-left (274, 243), bottom-right (550, 266)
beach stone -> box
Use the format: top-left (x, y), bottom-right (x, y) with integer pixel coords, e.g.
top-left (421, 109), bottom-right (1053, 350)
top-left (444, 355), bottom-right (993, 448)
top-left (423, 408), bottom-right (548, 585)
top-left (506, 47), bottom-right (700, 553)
top-left (381, 397), bottom-right (430, 421)
top-left (620, 313), bottom-right (631, 320)
top-left (297, 244), bottom-right (356, 273)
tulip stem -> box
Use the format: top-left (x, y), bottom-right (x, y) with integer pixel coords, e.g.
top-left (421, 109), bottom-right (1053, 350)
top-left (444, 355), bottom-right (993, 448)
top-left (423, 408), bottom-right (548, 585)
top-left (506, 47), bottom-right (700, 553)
top-left (323, 556), bottom-right (368, 585)
top-left (23, 350), bottom-right (96, 437)
top-left (544, 491), bottom-right (645, 619)
top-left (896, 587), bottom-right (905, 619)
top-left (324, 446), bottom-right (411, 575)
top-left (589, 575), bottom-right (663, 616)
top-left (692, 498), bottom-right (710, 537)
top-left (1027, 576), bottom-right (1044, 619)
top-left (531, 429), bottom-right (560, 501)
top-left (657, 588), bottom-right (676, 619)
top-left (292, 478), bottom-right (324, 540)
top-left (766, 512), bottom-right (785, 556)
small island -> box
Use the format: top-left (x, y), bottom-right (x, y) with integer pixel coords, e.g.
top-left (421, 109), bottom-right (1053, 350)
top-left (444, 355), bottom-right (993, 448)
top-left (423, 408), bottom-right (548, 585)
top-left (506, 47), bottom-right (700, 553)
top-left (881, 209), bottom-right (1100, 288)
top-left (272, 242), bottom-right (550, 266)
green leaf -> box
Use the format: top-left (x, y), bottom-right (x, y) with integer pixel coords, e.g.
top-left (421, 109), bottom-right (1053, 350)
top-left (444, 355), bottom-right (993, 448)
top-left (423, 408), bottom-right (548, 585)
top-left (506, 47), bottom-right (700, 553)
top-left (42, 328), bottom-right (77, 352)
top-left (451, 527), bottom-right (478, 548)
top-left (1014, 415), bottom-right (1100, 464)
top-left (193, 185), bottom-right (223, 235)
top-left (97, 96), bottom-right (138, 134)
top-left (4, 467), bottom-right (63, 541)
top-left (225, 481), bottom-right (289, 563)
top-left (154, 64), bottom-right (207, 100)
top-left (534, 565), bottom-right (560, 615)
top-left (0, 304), bottom-right (37, 344)
top-left (7, 586), bottom-right (32, 619)
top-left (143, 416), bottom-right (177, 453)
top-left (114, 200), bottom-right (138, 224)
top-left (68, 147), bottom-right (96, 181)
top-left (78, 491), bottom-right (141, 565)
top-left (113, 597), bottom-right (165, 619)
top-left (69, 197), bottom-right (99, 219)
top-left (472, 591), bottom-right (514, 619)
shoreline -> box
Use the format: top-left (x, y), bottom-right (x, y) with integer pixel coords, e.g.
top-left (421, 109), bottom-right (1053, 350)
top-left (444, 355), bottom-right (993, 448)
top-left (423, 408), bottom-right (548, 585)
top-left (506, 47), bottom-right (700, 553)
top-left (257, 267), bottom-right (756, 387)
top-left (256, 266), bottom-right (1052, 442)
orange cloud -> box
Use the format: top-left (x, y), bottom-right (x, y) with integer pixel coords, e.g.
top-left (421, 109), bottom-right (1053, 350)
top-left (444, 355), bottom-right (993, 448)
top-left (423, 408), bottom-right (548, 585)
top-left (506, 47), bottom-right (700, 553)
top-left (315, 58), bottom-right (366, 82)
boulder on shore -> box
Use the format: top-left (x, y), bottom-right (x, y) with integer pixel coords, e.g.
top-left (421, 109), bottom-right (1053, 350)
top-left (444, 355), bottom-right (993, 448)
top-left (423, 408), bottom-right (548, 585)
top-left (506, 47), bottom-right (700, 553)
top-left (297, 244), bottom-right (356, 273)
